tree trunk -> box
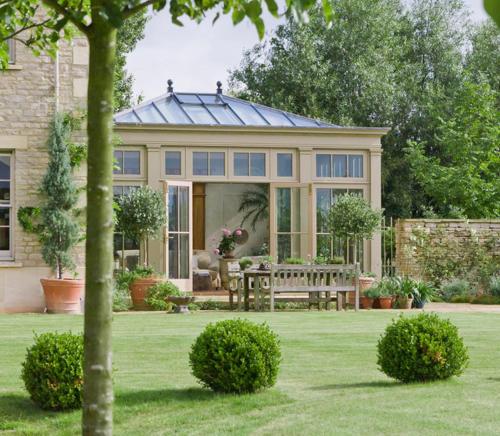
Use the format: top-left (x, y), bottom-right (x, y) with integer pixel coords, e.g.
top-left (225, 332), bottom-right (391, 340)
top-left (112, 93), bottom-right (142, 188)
top-left (82, 16), bottom-right (116, 436)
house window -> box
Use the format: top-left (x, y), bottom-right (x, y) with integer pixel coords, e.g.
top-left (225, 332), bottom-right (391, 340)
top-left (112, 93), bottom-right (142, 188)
top-left (7, 40), bottom-right (15, 64)
top-left (165, 151), bottom-right (181, 175)
top-left (234, 152), bottom-right (266, 177)
top-left (113, 150), bottom-right (140, 175)
top-left (277, 153), bottom-right (293, 177)
top-left (0, 155), bottom-right (11, 256)
top-left (113, 185), bottom-right (141, 270)
top-left (316, 154), bottom-right (363, 178)
top-left (315, 188), bottom-right (364, 266)
top-left (193, 152), bottom-right (225, 176)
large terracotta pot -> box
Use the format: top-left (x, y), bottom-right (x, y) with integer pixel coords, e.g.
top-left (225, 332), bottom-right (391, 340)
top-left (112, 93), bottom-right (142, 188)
top-left (378, 296), bottom-right (393, 309)
top-left (41, 278), bottom-right (84, 314)
top-left (130, 277), bottom-right (163, 310)
top-left (359, 277), bottom-right (376, 294)
top-left (360, 296), bottom-right (374, 309)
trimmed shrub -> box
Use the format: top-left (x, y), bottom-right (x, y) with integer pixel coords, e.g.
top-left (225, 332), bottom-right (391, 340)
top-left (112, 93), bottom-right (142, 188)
top-left (441, 279), bottom-right (471, 301)
top-left (21, 332), bottom-right (83, 410)
top-left (377, 313), bottom-right (468, 383)
top-left (145, 281), bottom-right (181, 311)
top-left (189, 319), bottom-right (281, 393)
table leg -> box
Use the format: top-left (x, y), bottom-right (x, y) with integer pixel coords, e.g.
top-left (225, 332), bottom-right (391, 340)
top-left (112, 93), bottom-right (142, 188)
top-left (326, 291), bottom-right (331, 311)
top-left (244, 276), bottom-right (250, 312)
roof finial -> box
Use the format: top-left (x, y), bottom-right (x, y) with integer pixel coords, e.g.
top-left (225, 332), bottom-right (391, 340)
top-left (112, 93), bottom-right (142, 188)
top-left (167, 79), bottom-right (174, 94)
top-left (216, 81), bottom-right (223, 95)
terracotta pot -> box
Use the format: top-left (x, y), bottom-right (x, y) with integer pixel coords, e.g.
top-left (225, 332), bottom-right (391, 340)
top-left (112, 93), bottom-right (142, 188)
top-left (359, 277), bottom-right (376, 294)
top-left (398, 296), bottom-right (414, 309)
top-left (360, 296), bottom-right (374, 309)
top-left (378, 296), bottom-right (393, 309)
top-left (41, 278), bottom-right (84, 314)
top-left (130, 277), bottom-right (163, 310)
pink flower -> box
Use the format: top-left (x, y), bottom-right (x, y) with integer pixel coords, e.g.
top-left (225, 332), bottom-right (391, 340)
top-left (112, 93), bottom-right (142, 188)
top-left (234, 229), bottom-right (242, 236)
top-left (222, 228), bottom-right (231, 236)
top-left (213, 249), bottom-right (220, 255)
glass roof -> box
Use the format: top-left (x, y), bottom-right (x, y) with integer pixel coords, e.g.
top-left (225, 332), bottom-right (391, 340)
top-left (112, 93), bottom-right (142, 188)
top-left (114, 92), bottom-right (337, 128)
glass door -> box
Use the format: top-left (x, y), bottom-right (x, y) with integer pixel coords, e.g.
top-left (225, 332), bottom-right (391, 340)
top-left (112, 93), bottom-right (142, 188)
top-left (164, 181), bottom-right (193, 291)
top-left (270, 183), bottom-right (311, 263)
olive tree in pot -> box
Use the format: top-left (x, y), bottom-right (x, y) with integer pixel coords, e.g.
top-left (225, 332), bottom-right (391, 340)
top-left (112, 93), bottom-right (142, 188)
top-left (328, 194), bottom-right (382, 304)
top-left (116, 187), bottom-right (166, 310)
top-left (38, 114), bottom-right (83, 314)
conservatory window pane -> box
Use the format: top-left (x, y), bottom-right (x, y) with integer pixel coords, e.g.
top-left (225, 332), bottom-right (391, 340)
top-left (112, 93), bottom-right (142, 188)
top-left (333, 155), bottom-right (347, 177)
top-left (349, 155), bottom-right (363, 177)
top-left (277, 188), bottom-right (291, 233)
top-left (198, 94), bottom-right (219, 104)
top-left (135, 105), bottom-right (164, 123)
top-left (210, 152), bottom-right (225, 176)
top-left (156, 98), bottom-right (191, 124)
top-left (183, 105), bottom-right (215, 124)
top-left (113, 151), bottom-right (123, 174)
top-left (165, 151), bottom-right (181, 175)
top-left (316, 154), bottom-right (331, 177)
top-left (0, 156), bottom-right (10, 180)
top-left (288, 115), bottom-right (318, 127)
top-left (277, 234), bottom-right (291, 263)
top-left (228, 100), bottom-right (267, 125)
top-left (124, 151), bottom-right (140, 174)
top-left (115, 111), bottom-right (140, 123)
top-left (256, 107), bottom-right (293, 126)
top-left (208, 105), bottom-right (242, 125)
top-left (277, 153), bottom-right (292, 177)
top-left (193, 152), bottom-right (209, 175)
top-left (316, 188), bottom-right (331, 233)
top-left (332, 189), bottom-right (348, 203)
top-left (250, 153), bottom-right (265, 176)
top-left (177, 94), bottom-right (202, 104)
top-left (234, 153), bottom-right (249, 176)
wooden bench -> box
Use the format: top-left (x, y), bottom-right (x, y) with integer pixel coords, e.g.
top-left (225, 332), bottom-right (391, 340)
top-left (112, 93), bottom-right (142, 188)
top-left (268, 264), bottom-right (360, 312)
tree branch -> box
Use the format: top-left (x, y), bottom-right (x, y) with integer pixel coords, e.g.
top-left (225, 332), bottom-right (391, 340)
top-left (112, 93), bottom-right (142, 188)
top-left (1, 18), bottom-right (52, 42)
top-left (42, 0), bottom-right (90, 35)
top-left (123, 0), bottom-right (157, 19)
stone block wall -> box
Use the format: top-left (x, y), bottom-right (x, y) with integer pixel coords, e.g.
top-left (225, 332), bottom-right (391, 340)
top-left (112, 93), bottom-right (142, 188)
top-left (395, 219), bottom-right (500, 279)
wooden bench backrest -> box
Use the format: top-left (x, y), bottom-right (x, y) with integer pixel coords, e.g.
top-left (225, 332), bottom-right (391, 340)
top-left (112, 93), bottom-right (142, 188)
top-left (270, 264), bottom-right (359, 293)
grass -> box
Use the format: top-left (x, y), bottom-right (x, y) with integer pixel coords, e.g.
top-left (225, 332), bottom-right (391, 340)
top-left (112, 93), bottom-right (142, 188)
top-left (1, 311), bottom-right (500, 435)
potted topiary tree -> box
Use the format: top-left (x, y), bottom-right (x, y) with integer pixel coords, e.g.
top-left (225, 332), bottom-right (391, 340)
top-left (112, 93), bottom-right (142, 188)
top-left (116, 187), bottom-right (166, 310)
top-left (37, 114), bottom-right (84, 314)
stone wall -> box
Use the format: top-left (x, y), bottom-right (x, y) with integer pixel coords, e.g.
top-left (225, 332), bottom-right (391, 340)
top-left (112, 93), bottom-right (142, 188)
top-left (0, 32), bottom-right (89, 312)
top-left (395, 219), bottom-right (500, 279)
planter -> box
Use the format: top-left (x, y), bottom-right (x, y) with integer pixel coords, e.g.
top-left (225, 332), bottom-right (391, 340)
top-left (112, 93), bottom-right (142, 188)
top-left (41, 278), bottom-right (84, 314)
top-left (130, 277), bottom-right (163, 310)
top-left (360, 296), bottom-right (374, 309)
top-left (377, 296), bottom-right (393, 309)
top-left (166, 295), bottom-right (195, 313)
top-left (359, 276), bottom-right (376, 294)
top-left (414, 300), bottom-right (426, 309)
top-left (398, 296), bottom-right (414, 309)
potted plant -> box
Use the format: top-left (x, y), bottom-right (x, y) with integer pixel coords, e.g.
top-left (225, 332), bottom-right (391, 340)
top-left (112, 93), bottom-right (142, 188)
top-left (396, 276), bottom-right (415, 310)
top-left (412, 281), bottom-right (435, 309)
top-left (33, 115), bottom-right (84, 314)
top-left (258, 255), bottom-right (273, 271)
top-left (239, 257), bottom-right (253, 271)
top-left (359, 271), bottom-right (377, 294)
top-left (116, 187), bottom-right (166, 310)
top-left (361, 287), bottom-right (378, 309)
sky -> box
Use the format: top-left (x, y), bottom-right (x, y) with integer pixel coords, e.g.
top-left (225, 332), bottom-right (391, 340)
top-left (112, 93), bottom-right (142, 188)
top-left (126, 0), bottom-right (489, 101)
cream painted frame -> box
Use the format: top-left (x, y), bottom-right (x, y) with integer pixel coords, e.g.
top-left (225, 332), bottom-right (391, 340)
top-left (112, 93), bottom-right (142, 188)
top-left (186, 147), bottom-right (229, 181)
top-left (270, 150), bottom-right (298, 182)
top-left (162, 147), bottom-right (186, 179)
top-left (228, 148), bottom-right (271, 182)
top-left (0, 153), bottom-right (14, 260)
top-left (113, 146), bottom-right (146, 181)
top-left (162, 180), bottom-right (193, 292)
top-left (312, 150), bottom-right (369, 183)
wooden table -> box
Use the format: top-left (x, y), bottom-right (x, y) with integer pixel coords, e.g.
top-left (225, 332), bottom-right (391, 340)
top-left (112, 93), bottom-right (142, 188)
top-left (242, 270), bottom-right (271, 311)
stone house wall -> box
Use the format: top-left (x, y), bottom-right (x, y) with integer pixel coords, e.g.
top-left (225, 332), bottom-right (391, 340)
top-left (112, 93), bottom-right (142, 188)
top-left (395, 219), bottom-right (500, 279)
top-left (0, 34), bottom-right (89, 312)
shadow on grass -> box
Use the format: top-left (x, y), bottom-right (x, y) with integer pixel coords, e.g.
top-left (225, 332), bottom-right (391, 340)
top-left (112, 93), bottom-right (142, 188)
top-left (311, 380), bottom-right (399, 391)
top-left (116, 387), bottom-right (215, 406)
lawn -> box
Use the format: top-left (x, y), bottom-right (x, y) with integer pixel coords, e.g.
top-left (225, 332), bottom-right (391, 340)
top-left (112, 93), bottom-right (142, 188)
top-left (1, 311), bottom-right (499, 435)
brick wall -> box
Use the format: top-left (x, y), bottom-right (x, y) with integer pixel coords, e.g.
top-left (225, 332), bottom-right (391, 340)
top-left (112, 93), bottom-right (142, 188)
top-left (0, 35), bottom-right (88, 268)
top-left (395, 219), bottom-right (500, 278)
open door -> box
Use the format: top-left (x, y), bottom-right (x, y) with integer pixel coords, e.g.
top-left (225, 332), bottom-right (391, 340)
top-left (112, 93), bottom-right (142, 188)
top-left (163, 180), bottom-right (193, 292)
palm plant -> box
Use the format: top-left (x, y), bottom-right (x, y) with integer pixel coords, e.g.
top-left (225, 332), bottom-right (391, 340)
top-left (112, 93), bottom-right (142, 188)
top-left (238, 184), bottom-right (269, 230)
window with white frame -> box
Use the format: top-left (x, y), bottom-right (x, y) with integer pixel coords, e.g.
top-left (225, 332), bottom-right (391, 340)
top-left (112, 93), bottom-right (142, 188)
top-left (277, 153), bottom-right (293, 177)
top-left (113, 150), bottom-right (140, 175)
top-left (0, 155), bottom-right (11, 257)
top-left (234, 152), bottom-right (266, 177)
top-left (193, 151), bottom-right (225, 176)
top-left (165, 151), bottom-right (182, 176)
top-left (7, 39), bottom-right (15, 64)
top-left (316, 154), bottom-right (363, 178)
top-left (315, 188), bottom-right (364, 266)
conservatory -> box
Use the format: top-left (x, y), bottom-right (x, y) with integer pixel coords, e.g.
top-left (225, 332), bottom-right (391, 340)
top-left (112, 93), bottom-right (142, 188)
top-left (113, 81), bottom-right (388, 291)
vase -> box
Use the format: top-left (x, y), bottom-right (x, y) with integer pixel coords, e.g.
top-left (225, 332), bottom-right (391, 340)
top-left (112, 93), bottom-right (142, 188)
top-left (41, 278), bottom-right (84, 314)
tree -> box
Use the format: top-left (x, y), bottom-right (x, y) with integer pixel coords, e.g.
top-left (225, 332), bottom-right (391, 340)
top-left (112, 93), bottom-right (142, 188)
top-left (114, 11), bottom-right (148, 112)
top-left (0, 1), bottom-right (330, 434)
top-left (327, 193), bottom-right (382, 264)
top-left (406, 81), bottom-right (500, 218)
top-left (230, 0), bottom-right (472, 218)
top-left (40, 114), bottom-right (81, 279)
top-left (238, 184), bottom-right (268, 230)
top-left (116, 187), bottom-right (165, 266)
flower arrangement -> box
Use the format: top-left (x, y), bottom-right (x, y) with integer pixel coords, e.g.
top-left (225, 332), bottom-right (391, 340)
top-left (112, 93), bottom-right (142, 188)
top-left (214, 228), bottom-right (243, 258)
